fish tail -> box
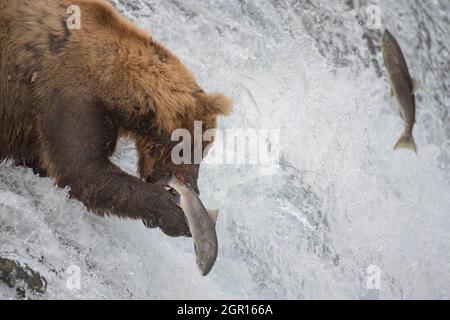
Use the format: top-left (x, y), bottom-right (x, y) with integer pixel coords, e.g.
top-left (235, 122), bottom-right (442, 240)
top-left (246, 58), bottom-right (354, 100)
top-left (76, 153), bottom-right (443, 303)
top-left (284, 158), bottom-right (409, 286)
top-left (394, 133), bottom-right (417, 154)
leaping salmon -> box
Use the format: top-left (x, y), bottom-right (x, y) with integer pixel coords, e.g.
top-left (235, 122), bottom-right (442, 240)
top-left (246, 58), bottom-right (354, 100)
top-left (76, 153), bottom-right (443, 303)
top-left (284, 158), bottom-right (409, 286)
top-left (381, 29), bottom-right (420, 153)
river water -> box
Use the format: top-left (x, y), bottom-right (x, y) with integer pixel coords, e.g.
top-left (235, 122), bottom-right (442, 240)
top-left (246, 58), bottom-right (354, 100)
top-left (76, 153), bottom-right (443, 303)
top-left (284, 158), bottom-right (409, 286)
top-left (0, 0), bottom-right (449, 299)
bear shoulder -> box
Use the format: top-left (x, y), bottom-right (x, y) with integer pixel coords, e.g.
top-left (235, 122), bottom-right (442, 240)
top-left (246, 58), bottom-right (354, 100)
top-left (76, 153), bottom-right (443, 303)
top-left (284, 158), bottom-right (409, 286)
top-left (66, 1), bottom-right (209, 133)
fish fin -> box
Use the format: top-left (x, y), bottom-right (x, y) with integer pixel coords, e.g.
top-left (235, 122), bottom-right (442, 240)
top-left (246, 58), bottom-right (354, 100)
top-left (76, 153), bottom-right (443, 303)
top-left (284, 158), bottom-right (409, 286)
top-left (412, 79), bottom-right (421, 94)
top-left (394, 134), bottom-right (417, 154)
top-left (207, 209), bottom-right (219, 224)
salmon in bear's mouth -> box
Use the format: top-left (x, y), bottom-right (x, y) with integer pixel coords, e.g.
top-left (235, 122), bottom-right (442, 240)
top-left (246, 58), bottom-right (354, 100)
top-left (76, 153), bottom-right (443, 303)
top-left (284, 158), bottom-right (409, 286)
top-left (167, 175), bottom-right (219, 276)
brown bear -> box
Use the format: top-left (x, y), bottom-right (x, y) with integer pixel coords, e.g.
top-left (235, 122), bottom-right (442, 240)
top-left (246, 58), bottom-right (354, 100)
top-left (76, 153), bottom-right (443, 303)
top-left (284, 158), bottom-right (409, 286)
top-left (0, 0), bottom-right (232, 237)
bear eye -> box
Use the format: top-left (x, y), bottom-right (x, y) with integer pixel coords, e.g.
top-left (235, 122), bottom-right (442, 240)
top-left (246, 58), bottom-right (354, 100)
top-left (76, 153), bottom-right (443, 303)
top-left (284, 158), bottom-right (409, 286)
top-left (150, 144), bottom-right (163, 157)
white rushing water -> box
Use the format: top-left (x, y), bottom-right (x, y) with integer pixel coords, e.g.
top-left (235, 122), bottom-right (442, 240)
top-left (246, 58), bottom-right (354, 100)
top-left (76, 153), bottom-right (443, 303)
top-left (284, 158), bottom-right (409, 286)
top-left (0, 0), bottom-right (449, 299)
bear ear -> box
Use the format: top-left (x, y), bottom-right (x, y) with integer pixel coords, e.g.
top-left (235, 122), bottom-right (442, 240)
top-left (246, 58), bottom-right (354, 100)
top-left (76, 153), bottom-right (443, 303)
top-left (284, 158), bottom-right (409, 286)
top-left (206, 93), bottom-right (233, 116)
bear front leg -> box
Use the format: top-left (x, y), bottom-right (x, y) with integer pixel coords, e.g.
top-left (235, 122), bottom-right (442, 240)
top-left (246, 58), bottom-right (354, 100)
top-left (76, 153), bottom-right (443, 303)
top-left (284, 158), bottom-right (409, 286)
top-left (39, 99), bottom-right (190, 237)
